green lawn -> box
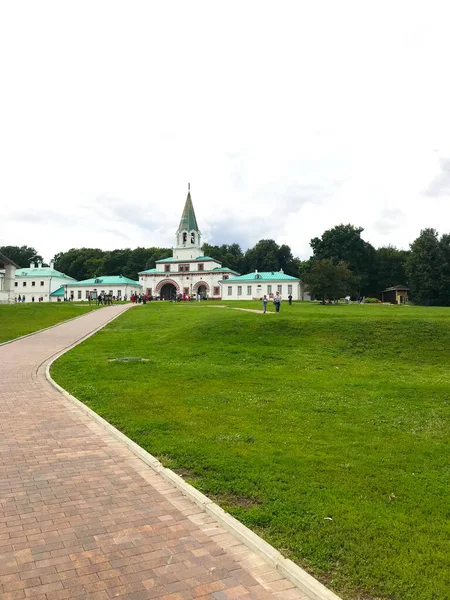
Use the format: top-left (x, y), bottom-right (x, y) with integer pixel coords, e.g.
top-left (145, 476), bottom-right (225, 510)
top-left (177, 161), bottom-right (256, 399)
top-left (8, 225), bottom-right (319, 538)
top-left (51, 302), bottom-right (450, 600)
top-left (0, 302), bottom-right (101, 343)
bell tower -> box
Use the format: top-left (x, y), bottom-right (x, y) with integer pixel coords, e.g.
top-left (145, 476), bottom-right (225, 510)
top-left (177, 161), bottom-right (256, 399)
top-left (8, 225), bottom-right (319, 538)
top-left (174, 184), bottom-right (203, 260)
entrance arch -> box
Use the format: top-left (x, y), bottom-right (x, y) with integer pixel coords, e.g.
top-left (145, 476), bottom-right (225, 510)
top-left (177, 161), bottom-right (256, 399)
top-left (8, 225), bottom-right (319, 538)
top-left (193, 280), bottom-right (210, 299)
top-left (155, 278), bottom-right (180, 300)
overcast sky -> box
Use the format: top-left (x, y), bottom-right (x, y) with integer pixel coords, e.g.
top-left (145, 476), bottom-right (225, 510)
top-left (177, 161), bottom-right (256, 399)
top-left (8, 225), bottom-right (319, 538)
top-left (1, 1), bottom-right (449, 262)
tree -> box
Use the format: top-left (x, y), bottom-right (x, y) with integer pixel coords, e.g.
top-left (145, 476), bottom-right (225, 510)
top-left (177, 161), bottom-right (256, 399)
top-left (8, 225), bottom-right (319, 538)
top-left (375, 246), bottom-right (409, 291)
top-left (310, 224), bottom-right (377, 294)
top-left (406, 229), bottom-right (446, 306)
top-left (0, 245), bottom-right (43, 267)
top-left (303, 259), bottom-right (355, 303)
top-left (202, 243), bottom-right (244, 273)
top-left (242, 239), bottom-right (297, 274)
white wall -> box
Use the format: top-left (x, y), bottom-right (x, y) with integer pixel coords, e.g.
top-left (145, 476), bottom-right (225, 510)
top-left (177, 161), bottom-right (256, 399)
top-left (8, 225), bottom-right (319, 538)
top-left (63, 284), bottom-right (142, 301)
top-left (13, 276), bottom-right (74, 302)
top-left (221, 281), bottom-right (310, 301)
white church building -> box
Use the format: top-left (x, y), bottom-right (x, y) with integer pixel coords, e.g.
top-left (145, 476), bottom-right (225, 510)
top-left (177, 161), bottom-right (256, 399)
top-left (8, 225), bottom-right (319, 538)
top-left (139, 189), bottom-right (239, 299)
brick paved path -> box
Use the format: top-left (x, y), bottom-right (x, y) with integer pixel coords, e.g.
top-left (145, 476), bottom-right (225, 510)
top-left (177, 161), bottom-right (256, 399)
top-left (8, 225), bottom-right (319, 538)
top-left (0, 306), bottom-right (311, 600)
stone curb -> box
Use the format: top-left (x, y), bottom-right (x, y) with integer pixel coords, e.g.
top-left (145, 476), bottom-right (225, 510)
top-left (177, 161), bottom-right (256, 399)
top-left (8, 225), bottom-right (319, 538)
top-left (44, 312), bottom-right (342, 600)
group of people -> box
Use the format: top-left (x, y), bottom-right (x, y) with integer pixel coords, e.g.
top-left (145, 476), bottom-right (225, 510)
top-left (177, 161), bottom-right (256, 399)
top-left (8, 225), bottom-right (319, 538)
top-left (130, 293), bottom-right (147, 304)
top-left (262, 292), bottom-right (293, 313)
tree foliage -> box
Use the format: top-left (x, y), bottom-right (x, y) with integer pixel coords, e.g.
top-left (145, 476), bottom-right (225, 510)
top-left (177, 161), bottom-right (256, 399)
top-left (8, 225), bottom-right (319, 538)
top-left (406, 229), bottom-right (450, 306)
top-left (53, 247), bottom-right (172, 281)
top-left (303, 259), bottom-right (355, 302)
top-left (374, 246), bottom-right (409, 291)
top-left (310, 224), bottom-right (377, 294)
top-left (0, 245), bottom-right (43, 268)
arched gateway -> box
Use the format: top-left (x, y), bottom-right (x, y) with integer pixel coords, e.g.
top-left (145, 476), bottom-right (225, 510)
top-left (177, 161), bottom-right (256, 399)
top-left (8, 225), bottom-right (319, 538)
top-left (155, 279), bottom-right (180, 300)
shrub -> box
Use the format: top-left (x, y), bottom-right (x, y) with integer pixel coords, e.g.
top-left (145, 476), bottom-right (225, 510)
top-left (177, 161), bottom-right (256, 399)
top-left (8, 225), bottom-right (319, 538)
top-left (365, 297), bottom-right (380, 303)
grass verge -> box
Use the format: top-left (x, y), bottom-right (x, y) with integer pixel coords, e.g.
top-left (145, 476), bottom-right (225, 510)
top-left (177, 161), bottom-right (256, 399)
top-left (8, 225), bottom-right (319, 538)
top-left (0, 302), bottom-right (100, 343)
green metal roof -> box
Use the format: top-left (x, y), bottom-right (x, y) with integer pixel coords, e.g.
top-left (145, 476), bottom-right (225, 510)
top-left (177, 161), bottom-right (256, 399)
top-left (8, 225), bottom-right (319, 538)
top-left (15, 267), bottom-right (76, 280)
top-left (70, 275), bottom-right (140, 287)
top-left (138, 268), bottom-right (157, 274)
top-left (50, 286), bottom-right (65, 297)
top-left (213, 267), bottom-right (240, 274)
top-left (177, 191), bottom-right (200, 233)
top-left (195, 256), bottom-right (215, 261)
top-left (222, 271), bottom-right (300, 283)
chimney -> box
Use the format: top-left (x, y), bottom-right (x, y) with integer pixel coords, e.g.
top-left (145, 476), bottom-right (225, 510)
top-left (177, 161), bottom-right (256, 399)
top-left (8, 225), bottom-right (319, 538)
top-left (255, 269), bottom-right (258, 274)
top-left (30, 262), bottom-right (35, 269)
top-left (50, 260), bottom-right (55, 269)
top-left (37, 261), bottom-right (42, 269)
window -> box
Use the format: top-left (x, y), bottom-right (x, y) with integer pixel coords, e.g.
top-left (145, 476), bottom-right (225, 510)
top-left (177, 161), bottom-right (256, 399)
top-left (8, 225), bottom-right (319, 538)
top-left (183, 232), bottom-right (187, 243)
top-left (23, 282), bottom-right (26, 287)
top-left (191, 232), bottom-right (195, 244)
top-left (109, 290), bottom-right (113, 295)
top-left (267, 285), bottom-right (272, 294)
top-left (14, 282), bottom-right (18, 287)
top-left (198, 263), bottom-right (204, 271)
top-left (40, 281), bottom-right (44, 286)
top-left (117, 290), bottom-right (122, 298)
top-left (227, 286), bottom-right (232, 296)
top-left (223, 274), bottom-right (229, 280)
top-left (277, 285), bottom-right (282, 293)
top-left (179, 264), bottom-right (190, 272)
top-left (237, 286), bottom-right (242, 296)
top-left (213, 286), bottom-right (220, 296)
top-left (32, 281), bottom-right (35, 287)
top-left (85, 291), bottom-right (90, 299)
top-left (77, 291), bottom-right (82, 299)
top-left (247, 285), bottom-right (252, 295)
top-left (288, 284), bottom-right (292, 295)
top-left (165, 264), bottom-right (170, 272)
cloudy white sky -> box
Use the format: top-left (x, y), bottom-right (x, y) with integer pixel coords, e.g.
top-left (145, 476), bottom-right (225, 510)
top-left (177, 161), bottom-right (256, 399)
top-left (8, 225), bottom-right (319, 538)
top-left (1, 1), bottom-right (449, 262)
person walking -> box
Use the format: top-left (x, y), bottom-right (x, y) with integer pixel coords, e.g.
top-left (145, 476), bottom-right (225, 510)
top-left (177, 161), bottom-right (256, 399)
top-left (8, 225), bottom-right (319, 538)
top-left (273, 291), bottom-right (282, 313)
top-left (288, 293), bottom-right (292, 306)
top-left (262, 294), bottom-right (269, 313)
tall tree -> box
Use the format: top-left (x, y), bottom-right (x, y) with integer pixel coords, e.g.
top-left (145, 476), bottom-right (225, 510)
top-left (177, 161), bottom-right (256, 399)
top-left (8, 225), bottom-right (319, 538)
top-left (303, 259), bottom-right (355, 303)
top-left (0, 245), bottom-right (43, 267)
top-left (406, 229), bottom-right (446, 306)
top-left (242, 239), bottom-right (297, 274)
top-left (202, 243), bottom-right (244, 273)
top-left (375, 246), bottom-right (409, 291)
top-left (310, 224), bottom-right (377, 294)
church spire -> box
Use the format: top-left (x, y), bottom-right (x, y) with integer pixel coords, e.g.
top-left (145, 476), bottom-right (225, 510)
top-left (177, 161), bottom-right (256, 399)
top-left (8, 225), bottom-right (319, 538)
top-left (177, 184), bottom-right (199, 233)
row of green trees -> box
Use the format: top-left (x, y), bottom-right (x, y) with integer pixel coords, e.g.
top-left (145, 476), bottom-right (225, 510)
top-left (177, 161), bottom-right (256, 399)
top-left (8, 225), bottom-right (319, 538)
top-left (2, 225), bottom-right (449, 305)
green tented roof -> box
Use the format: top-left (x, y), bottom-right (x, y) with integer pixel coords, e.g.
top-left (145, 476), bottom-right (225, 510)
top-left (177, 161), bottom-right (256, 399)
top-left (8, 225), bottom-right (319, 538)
top-left (177, 191), bottom-right (200, 233)
top-left (222, 271), bottom-right (300, 283)
top-left (15, 267), bottom-right (76, 280)
top-left (50, 286), bottom-right (65, 297)
top-left (69, 275), bottom-right (140, 287)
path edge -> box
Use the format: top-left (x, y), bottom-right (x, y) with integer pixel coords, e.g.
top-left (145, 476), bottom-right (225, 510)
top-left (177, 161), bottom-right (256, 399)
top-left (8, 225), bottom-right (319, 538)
top-left (44, 323), bottom-right (342, 600)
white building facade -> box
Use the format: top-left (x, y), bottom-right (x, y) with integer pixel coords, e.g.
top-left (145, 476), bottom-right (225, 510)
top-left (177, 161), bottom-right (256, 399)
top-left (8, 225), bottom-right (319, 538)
top-left (14, 261), bottom-right (76, 302)
top-left (221, 270), bottom-right (311, 301)
top-left (54, 275), bottom-right (142, 301)
top-left (0, 252), bottom-right (18, 303)
top-left (139, 189), bottom-right (239, 299)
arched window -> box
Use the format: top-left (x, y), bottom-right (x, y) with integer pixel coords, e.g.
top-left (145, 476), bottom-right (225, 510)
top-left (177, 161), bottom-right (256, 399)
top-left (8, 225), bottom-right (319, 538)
top-left (191, 232), bottom-right (195, 244)
top-left (183, 232), bottom-right (187, 243)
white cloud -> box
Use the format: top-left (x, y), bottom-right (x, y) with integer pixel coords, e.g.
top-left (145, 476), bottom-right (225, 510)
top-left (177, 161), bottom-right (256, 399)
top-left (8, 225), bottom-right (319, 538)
top-left (1, 0), bottom-right (450, 261)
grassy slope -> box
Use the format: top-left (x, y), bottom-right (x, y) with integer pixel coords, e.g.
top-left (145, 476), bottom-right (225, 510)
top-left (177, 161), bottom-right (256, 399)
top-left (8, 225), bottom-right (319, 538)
top-left (0, 303), bottom-right (100, 343)
top-left (51, 302), bottom-right (450, 600)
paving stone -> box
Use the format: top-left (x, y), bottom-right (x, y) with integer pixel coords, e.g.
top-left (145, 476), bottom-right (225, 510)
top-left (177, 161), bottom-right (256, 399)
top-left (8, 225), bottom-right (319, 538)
top-left (0, 305), bottom-right (314, 600)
